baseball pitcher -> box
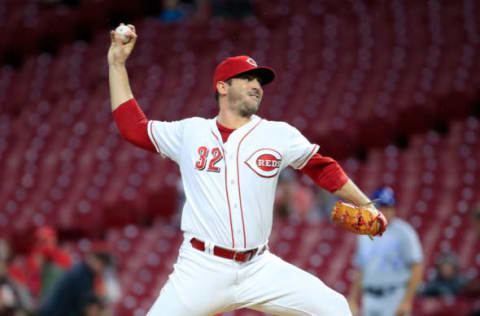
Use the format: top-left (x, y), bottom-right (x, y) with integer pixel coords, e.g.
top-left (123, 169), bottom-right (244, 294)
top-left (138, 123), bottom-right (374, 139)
top-left (108, 24), bottom-right (387, 316)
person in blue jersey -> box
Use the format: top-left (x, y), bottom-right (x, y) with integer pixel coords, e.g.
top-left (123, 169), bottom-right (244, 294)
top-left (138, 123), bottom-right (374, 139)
top-left (348, 187), bottom-right (424, 316)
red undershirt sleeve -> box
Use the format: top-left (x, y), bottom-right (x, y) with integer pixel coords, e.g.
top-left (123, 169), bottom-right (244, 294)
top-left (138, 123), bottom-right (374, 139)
top-left (112, 98), bottom-right (156, 152)
top-left (299, 153), bottom-right (349, 193)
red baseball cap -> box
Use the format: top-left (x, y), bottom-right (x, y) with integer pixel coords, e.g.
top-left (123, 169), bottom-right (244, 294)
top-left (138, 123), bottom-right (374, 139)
top-left (213, 56), bottom-right (276, 93)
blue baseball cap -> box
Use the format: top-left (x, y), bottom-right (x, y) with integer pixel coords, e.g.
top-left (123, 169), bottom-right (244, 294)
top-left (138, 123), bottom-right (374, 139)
top-left (371, 187), bottom-right (396, 207)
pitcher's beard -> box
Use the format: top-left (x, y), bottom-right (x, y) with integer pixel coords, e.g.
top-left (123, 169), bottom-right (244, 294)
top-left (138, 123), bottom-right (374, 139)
top-left (228, 92), bottom-right (260, 117)
top-left (238, 103), bottom-right (258, 117)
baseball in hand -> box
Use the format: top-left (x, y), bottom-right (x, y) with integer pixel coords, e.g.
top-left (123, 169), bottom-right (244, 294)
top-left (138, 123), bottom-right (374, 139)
top-left (115, 25), bottom-right (132, 44)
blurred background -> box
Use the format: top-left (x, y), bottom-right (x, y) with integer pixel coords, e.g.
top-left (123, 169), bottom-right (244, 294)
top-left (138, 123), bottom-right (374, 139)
top-left (0, 0), bottom-right (479, 315)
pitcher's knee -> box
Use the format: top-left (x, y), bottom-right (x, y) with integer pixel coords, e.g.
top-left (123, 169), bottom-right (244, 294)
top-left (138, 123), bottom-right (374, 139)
top-left (336, 294), bottom-right (352, 316)
top-left (324, 293), bottom-right (351, 316)
top-left (307, 291), bottom-right (351, 316)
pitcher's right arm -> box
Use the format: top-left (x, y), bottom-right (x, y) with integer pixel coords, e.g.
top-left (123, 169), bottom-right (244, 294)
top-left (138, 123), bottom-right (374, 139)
top-left (108, 24), bottom-right (156, 152)
top-left (108, 23), bottom-right (137, 110)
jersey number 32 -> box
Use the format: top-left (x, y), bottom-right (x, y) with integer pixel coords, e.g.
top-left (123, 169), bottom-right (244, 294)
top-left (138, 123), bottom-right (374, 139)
top-left (195, 146), bottom-right (223, 173)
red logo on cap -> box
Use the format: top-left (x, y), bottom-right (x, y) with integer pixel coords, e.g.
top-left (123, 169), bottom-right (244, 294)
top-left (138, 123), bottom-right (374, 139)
top-left (246, 58), bottom-right (257, 67)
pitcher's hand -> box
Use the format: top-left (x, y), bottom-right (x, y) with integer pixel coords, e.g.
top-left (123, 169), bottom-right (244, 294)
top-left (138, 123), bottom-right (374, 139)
top-left (108, 23), bottom-right (137, 66)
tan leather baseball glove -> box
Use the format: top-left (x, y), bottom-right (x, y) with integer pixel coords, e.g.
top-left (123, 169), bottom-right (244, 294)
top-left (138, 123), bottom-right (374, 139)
top-left (331, 201), bottom-right (388, 236)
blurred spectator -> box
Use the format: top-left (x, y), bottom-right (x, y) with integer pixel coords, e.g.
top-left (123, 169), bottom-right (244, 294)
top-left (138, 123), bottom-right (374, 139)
top-left (37, 243), bottom-right (116, 316)
top-left (0, 239), bottom-right (33, 316)
top-left (419, 252), bottom-right (466, 297)
top-left (159, 0), bottom-right (202, 23)
top-left (459, 202), bottom-right (480, 316)
top-left (27, 226), bottom-right (72, 302)
top-left (160, 0), bottom-right (186, 22)
top-left (81, 294), bottom-right (105, 316)
top-left (274, 169), bottom-right (314, 219)
top-left (0, 262), bottom-right (29, 316)
top-left (309, 188), bottom-right (339, 222)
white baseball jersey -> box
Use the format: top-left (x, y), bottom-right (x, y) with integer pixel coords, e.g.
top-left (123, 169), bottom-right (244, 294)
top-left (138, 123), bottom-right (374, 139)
top-left (147, 114), bottom-right (318, 249)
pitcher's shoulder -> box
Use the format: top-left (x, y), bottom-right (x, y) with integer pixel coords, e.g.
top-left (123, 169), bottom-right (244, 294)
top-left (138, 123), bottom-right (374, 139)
top-left (181, 117), bottom-right (211, 128)
top-left (259, 118), bottom-right (295, 132)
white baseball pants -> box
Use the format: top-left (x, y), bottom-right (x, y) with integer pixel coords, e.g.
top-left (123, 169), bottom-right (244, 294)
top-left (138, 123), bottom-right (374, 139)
top-left (146, 235), bottom-right (351, 316)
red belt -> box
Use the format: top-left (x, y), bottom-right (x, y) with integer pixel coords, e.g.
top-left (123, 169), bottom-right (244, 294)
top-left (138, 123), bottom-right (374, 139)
top-left (190, 238), bottom-right (266, 263)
